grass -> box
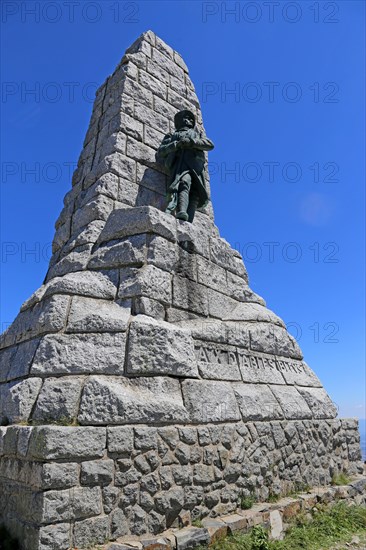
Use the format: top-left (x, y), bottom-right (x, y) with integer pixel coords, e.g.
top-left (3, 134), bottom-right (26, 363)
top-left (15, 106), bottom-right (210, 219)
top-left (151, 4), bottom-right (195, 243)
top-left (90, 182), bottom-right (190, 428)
top-left (331, 473), bottom-right (351, 486)
top-left (196, 501), bottom-right (366, 550)
top-left (240, 493), bottom-right (256, 510)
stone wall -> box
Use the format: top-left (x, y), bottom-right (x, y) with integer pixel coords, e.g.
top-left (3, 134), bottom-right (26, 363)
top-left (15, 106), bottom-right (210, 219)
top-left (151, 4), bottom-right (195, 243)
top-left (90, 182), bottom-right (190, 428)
top-left (0, 419), bottom-right (362, 549)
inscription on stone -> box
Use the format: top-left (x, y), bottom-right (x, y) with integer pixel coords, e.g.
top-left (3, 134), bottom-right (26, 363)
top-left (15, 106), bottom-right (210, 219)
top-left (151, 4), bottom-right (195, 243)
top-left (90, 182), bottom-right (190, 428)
top-left (195, 344), bottom-right (321, 387)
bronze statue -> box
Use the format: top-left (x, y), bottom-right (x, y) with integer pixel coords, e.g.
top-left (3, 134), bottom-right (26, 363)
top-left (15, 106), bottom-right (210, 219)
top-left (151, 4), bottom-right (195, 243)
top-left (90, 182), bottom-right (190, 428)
top-left (157, 110), bottom-right (214, 222)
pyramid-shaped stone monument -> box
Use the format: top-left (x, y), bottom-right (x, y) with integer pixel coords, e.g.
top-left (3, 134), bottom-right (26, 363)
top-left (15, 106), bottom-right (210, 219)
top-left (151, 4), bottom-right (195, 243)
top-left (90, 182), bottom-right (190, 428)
top-left (0, 31), bottom-right (362, 549)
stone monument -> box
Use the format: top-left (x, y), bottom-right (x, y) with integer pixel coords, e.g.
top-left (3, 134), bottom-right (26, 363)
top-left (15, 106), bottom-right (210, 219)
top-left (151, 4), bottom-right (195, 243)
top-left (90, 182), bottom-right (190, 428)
top-left (0, 31), bottom-right (362, 550)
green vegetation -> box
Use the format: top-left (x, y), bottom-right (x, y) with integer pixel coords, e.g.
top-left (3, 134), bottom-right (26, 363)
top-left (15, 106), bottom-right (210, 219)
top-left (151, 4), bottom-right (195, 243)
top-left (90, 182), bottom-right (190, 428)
top-left (240, 492), bottom-right (257, 510)
top-left (331, 473), bottom-right (351, 486)
top-left (197, 502), bottom-right (366, 550)
top-left (192, 519), bottom-right (204, 528)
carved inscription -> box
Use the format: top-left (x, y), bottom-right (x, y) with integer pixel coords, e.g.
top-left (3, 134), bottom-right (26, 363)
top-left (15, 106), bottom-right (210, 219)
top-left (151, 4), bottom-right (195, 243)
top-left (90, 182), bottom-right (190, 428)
top-left (195, 343), bottom-right (320, 386)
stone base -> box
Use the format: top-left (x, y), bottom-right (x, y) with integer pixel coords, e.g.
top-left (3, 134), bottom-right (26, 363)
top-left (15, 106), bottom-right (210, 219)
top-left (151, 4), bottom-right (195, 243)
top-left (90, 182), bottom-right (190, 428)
top-left (0, 419), bottom-right (362, 549)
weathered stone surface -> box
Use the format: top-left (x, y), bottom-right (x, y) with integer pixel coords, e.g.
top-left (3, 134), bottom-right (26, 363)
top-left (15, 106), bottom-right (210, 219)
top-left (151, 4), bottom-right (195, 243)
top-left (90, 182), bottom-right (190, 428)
top-left (98, 206), bottom-right (177, 244)
top-left (66, 296), bottom-right (130, 333)
top-left (127, 315), bottom-right (198, 377)
top-left (79, 376), bottom-right (189, 425)
top-left (249, 323), bottom-right (303, 360)
top-left (38, 523), bottom-right (71, 550)
top-left (298, 387), bottom-right (337, 419)
top-left (39, 462), bottom-right (79, 490)
top-left (119, 265), bottom-right (172, 304)
top-left (39, 486), bottom-right (102, 522)
top-left (274, 357), bottom-right (321, 387)
top-left (1, 338), bottom-right (40, 382)
top-left (182, 380), bottom-right (241, 423)
top-left (238, 350), bottom-right (285, 385)
top-left (0, 378), bottom-right (42, 423)
top-left (270, 509), bottom-right (284, 540)
top-left (107, 426), bottom-right (134, 455)
top-left (89, 234), bottom-right (147, 269)
top-left (270, 386), bottom-right (312, 419)
top-left (172, 276), bottom-right (209, 316)
top-left (28, 426), bottom-right (106, 459)
top-left (175, 527), bottom-right (210, 549)
top-left (80, 459), bottom-right (114, 485)
top-left (31, 332), bottom-right (126, 375)
top-left (222, 302), bottom-right (284, 326)
top-left (0, 295), bottom-right (69, 349)
top-left (233, 384), bottom-right (284, 421)
top-left (73, 516), bottom-right (110, 548)
top-left (133, 297), bottom-right (165, 320)
top-left (32, 377), bottom-right (84, 422)
top-left (195, 342), bottom-right (242, 381)
top-left (44, 270), bottom-right (117, 299)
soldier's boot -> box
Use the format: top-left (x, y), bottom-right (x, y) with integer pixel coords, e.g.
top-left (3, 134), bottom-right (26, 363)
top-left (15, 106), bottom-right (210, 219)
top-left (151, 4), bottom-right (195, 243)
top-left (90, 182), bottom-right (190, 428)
top-left (187, 194), bottom-right (199, 223)
top-left (176, 177), bottom-right (190, 221)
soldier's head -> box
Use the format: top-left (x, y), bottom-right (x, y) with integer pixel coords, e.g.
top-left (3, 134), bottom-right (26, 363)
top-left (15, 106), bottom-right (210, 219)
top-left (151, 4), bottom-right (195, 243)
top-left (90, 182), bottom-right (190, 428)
top-left (174, 110), bottom-right (195, 130)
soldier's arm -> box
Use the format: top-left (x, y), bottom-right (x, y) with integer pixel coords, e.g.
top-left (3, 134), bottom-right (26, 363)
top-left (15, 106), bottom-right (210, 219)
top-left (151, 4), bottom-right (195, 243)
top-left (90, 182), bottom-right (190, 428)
top-left (191, 133), bottom-right (214, 151)
top-left (157, 134), bottom-right (180, 157)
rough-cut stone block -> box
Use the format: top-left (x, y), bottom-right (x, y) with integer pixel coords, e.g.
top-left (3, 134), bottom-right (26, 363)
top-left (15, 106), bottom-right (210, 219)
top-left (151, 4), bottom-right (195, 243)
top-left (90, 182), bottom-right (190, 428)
top-left (147, 235), bottom-right (178, 272)
top-left (66, 297), bottom-right (130, 333)
top-left (233, 384), bottom-right (284, 421)
top-left (80, 459), bottom-right (114, 485)
top-left (269, 509), bottom-right (283, 540)
top-left (133, 297), bottom-right (165, 320)
top-left (172, 276), bottom-right (209, 316)
top-left (178, 319), bottom-right (227, 344)
top-left (98, 206), bottom-right (177, 245)
top-left (38, 523), bottom-right (71, 550)
top-left (31, 332), bottom-right (126, 375)
top-left (238, 350), bottom-right (285, 385)
top-left (28, 426), bottom-right (106, 460)
top-left (89, 234), bottom-right (147, 269)
top-left (275, 357), bottom-right (321, 387)
top-left (38, 486), bottom-right (102, 523)
top-left (270, 385), bottom-right (313, 419)
top-left (126, 315), bottom-right (199, 377)
top-left (47, 244), bottom-right (93, 280)
top-left (221, 513), bottom-right (248, 533)
top-left (298, 387), bottom-right (337, 418)
top-left (0, 346), bottom-right (16, 382)
top-left (44, 270), bottom-right (117, 300)
top-left (39, 462), bottom-right (79, 490)
top-left (119, 265), bottom-right (172, 304)
top-left (3, 338), bottom-right (40, 382)
top-left (0, 378), bottom-right (42, 423)
top-left (32, 377), bottom-right (84, 422)
top-left (222, 302), bottom-right (284, 326)
top-left (107, 426), bottom-right (134, 453)
top-left (182, 380), bottom-right (241, 423)
top-left (175, 527), bottom-right (209, 550)
top-left (202, 518), bottom-right (228, 543)
top-left (195, 342), bottom-right (242, 381)
top-left (79, 376), bottom-right (189, 425)
top-left (249, 323), bottom-right (303, 360)
top-left (0, 295), bottom-right (70, 349)
top-left (73, 516), bottom-right (110, 548)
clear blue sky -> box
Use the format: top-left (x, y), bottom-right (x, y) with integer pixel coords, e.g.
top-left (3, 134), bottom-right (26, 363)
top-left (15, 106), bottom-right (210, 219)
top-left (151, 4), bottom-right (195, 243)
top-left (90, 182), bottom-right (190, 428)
top-left (1, 1), bottom-right (365, 421)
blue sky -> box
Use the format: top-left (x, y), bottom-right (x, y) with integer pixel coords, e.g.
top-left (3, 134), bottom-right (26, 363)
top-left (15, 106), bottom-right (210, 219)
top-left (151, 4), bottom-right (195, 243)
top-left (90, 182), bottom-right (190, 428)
top-left (1, 1), bottom-right (365, 421)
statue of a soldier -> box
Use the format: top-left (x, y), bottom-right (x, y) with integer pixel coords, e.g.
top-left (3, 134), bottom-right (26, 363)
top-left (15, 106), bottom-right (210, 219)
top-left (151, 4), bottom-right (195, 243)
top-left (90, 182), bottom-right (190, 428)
top-left (157, 110), bottom-right (214, 223)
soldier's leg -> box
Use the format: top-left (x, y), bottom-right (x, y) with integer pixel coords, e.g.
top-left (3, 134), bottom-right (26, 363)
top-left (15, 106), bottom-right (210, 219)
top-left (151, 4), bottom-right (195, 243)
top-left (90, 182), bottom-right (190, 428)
top-left (176, 174), bottom-right (192, 221)
top-left (187, 193), bottom-right (199, 223)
